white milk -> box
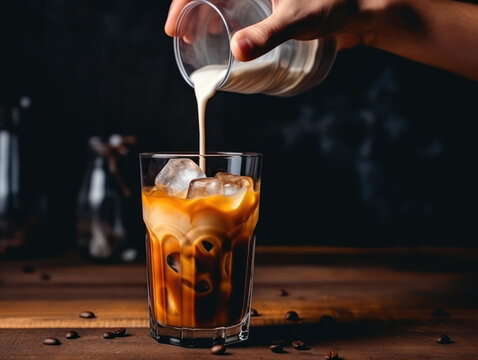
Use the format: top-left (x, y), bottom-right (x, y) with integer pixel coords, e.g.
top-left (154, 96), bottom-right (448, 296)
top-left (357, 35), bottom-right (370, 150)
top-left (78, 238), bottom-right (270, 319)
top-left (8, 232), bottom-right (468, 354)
top-left (190, 65), bottom-right (228, 171)
top-left (190, 56), bottom-right (316, 171)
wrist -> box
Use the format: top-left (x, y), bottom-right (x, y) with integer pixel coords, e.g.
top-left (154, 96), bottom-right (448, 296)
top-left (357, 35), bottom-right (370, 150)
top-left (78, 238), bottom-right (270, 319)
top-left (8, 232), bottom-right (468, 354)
top-left (352, 0), bottom-right (406, 48)
top-left (356, 0), bottom-right (429, 50)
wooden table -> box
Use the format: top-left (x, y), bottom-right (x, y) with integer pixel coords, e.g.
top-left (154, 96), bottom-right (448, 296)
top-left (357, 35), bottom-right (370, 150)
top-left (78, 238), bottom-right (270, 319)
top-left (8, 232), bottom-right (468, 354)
top-left (1, 247), bottom-right (478, 359)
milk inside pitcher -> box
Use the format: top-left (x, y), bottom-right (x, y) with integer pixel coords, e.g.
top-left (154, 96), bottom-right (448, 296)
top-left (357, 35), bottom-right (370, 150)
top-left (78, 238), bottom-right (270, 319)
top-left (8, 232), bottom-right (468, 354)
top-left (174, 0), bottom-right (337, 97)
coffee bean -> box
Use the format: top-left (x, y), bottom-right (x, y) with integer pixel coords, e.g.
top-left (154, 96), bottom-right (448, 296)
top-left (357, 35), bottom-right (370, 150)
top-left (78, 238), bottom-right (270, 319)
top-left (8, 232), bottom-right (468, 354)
top-left (103, 332), bottom-right (114, 339)
top-left (112, 328), bottom-right (126, 337)
top-left (270, 343), bottom-right (284, 353)
top-left (324, 349), bottom-right (339, 360)
top-left (269, 339), bottom-right (285, 353)
top-left (436, 334), bottom-right (451, 344)
top-left (40, 273), bottom-right (51, 281)
top-left (250, 308), bottom-right (259, 317)
top-left (22, 265), bottom-right (35, 273)
top-left (65, 331), bottom-right (79, 339)
top-left (79, 311), bottom-right (95, 319)
top-left (291, 340), bottom-right (307, 350)
top-left (277, 289), bottom-right (289, 297)
top-left (43, 337), bottom-right (61, 345)
top-left (210, 344), bottom-right (226, 355)
top-left (284, 310), bottom-right (300, 322)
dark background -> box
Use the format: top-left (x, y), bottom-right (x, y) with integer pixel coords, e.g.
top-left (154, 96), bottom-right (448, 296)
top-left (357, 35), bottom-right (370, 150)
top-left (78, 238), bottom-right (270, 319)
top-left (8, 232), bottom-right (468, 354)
top-left (2, 0), bottom-right (477, 258)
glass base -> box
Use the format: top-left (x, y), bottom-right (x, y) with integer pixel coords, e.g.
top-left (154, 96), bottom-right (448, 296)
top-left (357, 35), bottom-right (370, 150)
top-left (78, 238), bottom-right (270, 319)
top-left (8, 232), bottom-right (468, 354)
top-left (149, 315), bottom-right (250, 348)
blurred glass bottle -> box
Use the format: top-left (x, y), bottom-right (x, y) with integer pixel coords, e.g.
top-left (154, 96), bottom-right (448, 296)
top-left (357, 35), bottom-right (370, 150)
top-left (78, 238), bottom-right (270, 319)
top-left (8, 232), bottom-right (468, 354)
top-left (77, 135), bottom-right (138, 262)
top-left (0, 104), bottom-right (22, 254)
top-left (0, 97), bottom-right (47, 257)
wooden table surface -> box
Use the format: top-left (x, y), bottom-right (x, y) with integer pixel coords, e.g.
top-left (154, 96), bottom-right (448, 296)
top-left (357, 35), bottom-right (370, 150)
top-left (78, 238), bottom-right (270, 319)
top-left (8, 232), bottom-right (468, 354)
top-left (1, 247), bottom-right (478, 359)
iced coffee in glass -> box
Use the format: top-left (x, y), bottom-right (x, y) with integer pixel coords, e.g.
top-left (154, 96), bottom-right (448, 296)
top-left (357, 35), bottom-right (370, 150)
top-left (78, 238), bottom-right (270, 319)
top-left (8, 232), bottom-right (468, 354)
top-left (140, 153), bottom-right (262, 347)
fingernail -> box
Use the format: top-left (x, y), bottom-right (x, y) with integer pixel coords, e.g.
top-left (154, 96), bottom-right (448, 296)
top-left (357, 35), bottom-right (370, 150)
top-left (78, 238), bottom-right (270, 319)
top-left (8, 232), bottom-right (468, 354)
top-left (235, 38), bottom-right (254, 58)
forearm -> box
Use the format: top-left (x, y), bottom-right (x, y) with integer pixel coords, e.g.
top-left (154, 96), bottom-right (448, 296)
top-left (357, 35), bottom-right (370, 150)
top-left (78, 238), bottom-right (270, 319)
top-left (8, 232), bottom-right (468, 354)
top-left (361, 0), bottom-right (478, 81)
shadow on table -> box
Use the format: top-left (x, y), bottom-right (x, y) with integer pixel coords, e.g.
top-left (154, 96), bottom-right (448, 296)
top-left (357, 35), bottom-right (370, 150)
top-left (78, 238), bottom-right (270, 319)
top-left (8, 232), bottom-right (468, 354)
top-left (231, 318), bottom-right (392, 347)
top-left (233, 314), bottom-right (468, 348)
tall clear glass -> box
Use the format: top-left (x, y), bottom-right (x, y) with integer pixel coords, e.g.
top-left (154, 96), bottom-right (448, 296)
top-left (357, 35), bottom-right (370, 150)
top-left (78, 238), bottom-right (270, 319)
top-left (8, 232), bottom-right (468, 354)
top-left (140, 152), bottom-right (262, 347)
top-left (174, 0), bottom-right (337, 96)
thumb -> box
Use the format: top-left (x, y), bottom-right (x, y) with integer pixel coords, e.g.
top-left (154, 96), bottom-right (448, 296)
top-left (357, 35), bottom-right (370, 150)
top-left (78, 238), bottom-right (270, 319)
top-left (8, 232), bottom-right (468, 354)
top-left (231, 12), bottom-right (292, 62)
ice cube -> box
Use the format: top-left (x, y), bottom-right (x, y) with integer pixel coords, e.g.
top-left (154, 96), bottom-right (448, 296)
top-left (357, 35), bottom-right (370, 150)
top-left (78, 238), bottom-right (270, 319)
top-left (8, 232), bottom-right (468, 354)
top-left (155, 159), bottom-right (206, 198)
top-left (215, 172), bottom-right (253, 196)
top-left (187, 178), bottom-right (223, 199)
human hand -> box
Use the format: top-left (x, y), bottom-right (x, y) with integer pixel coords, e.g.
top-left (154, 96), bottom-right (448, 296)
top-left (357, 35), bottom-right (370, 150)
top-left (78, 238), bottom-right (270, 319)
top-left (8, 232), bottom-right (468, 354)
top-left (166, 0), bottom-right (478, 81)
top-left (165, 0), bottom-right (383, 61)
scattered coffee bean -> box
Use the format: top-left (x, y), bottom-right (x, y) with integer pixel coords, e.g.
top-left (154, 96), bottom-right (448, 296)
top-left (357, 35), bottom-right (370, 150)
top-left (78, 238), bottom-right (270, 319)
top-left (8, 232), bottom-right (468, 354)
top-left (432, 308), bottom-right (450, 317)
top-left (65, 331), bottom-right (79, 339)
top-left (284, 310), bottom-right (300, 322)
top-left (250, 308), bottom-right (259, 317)
top-left (103, 332), bottom-right (114, 339)
top-left (270, 343), bottom-right (284, 353)
top-left (112, 328), bottom-right (126, 337)
top-left (22, 265), bottom-right (35, 273)
top-left (40, 273), bottom-right (51, 281)
top-left (291, 340), bottom-right (307, 350)
top-left (210, 344), bottom-right (226, 355)
top-left (43, 337), bottom-right (61, 345)
top-left (324, 349), bottom-right (339, 360)
top-left (277, 289), bottom-right (289, 297)
top-left (79, 311), bottom-right (95, 319)
top-left (436, 334), bottom-right (451, 344)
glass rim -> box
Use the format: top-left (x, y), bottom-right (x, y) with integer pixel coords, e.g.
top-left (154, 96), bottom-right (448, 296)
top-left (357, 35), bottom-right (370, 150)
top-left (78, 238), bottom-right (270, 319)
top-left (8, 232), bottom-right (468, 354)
top-left (139, 151), bottom-right (262, 159)
top-left (173, 0), bottom-right (233, 90)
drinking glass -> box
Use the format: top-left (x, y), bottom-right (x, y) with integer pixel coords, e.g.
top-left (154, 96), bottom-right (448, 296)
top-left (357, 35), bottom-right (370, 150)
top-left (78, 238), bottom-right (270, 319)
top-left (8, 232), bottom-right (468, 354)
top-left (140, 152), bottom-right (262, 347)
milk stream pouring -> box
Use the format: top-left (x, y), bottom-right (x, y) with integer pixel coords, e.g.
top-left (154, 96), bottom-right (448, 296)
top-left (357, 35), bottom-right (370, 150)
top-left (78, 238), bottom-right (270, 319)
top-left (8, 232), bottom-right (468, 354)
top-left (189, 66), bottom-right (226, 171)
top-left (175, 0), bottom-right (337, 170)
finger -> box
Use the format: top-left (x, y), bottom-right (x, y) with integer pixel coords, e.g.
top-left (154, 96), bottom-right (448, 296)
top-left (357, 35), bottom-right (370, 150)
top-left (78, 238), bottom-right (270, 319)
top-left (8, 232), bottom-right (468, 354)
top-left (181, 5), bottom-right (220, 44)
top-left (165, 0), bottom-right (194, 37)
top-left (168, 2), bottom-right (223, 44)
top-left (230, 12), bottom-right (293, 62)
top-left (207, 10), bottom-right (223, 35)
top-left (181, 7), bottom-right (200, 43)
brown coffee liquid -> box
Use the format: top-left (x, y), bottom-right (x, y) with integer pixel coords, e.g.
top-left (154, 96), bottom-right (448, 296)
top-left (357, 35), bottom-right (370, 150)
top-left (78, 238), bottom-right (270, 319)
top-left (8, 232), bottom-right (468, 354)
top-left (142, 185), bottom-right (260, 328)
